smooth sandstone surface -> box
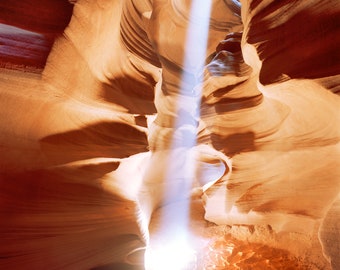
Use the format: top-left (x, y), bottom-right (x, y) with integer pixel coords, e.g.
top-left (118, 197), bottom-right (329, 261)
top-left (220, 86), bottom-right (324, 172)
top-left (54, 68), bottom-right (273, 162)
top-left (0, 0), bottom-right (339, 269)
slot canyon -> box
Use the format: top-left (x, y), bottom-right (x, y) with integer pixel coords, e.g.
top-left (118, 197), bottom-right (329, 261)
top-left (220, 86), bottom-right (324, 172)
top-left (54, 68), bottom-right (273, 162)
top-left (0, 0), bottom-right (339, 269)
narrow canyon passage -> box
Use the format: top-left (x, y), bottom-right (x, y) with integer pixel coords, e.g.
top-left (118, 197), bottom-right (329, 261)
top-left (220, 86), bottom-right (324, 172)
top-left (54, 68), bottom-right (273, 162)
top-left (0, 0), bottom-right (339, 269)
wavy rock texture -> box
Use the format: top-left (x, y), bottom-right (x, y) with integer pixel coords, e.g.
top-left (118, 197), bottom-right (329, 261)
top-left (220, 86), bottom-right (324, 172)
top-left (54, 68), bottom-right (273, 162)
top-left (0, 0), bottom-right (73, 69)
top-left (0, 0), bottom-right (339, 269)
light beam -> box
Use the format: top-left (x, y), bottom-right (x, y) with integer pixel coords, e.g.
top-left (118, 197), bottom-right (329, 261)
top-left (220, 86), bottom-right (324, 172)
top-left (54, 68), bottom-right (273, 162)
top-left (145, 0), bottom-right (212, 269)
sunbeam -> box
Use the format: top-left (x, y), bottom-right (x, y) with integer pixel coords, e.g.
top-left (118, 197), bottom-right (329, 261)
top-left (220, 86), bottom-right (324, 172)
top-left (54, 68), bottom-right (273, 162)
top-left (144, 0), bottom-right (212, 269)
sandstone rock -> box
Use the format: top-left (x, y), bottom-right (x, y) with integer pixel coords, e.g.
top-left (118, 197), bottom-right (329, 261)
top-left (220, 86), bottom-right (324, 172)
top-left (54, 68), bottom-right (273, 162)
top-left (0, 0), bottom-right (339, 269)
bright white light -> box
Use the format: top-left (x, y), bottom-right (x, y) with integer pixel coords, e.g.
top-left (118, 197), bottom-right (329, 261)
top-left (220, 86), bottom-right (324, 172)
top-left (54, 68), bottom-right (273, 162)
top-left (144, 2), bottom-right (212, 270)
top-left (183, 0), bottom-right (213, 74)
top-left (144, 240), bottom-right (197, 270)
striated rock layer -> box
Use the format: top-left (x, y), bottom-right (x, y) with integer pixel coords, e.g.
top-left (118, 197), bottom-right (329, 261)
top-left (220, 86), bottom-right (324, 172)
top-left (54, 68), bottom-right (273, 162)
top-left (0, 0), bottom-right (73, 69)
top-left (0, 0), bottom-right (339, 269)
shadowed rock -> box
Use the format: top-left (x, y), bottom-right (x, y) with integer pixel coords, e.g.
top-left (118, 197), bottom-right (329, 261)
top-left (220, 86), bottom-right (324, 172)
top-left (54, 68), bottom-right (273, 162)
top-left (0, 0), bottom-right (339, 269)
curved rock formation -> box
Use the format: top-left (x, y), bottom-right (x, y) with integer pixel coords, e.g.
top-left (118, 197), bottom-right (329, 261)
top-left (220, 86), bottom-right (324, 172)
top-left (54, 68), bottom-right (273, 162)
top-left (0, 0), bottom-right (339, 269)
top-left (0, 0), bottom-right (73, 69)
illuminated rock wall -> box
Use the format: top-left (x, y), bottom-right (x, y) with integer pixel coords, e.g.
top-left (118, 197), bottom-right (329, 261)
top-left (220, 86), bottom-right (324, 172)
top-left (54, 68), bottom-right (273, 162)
top-left (203, 0), bottom-right (340, 232)
top-left (0, 0), bottom-right (339, 269)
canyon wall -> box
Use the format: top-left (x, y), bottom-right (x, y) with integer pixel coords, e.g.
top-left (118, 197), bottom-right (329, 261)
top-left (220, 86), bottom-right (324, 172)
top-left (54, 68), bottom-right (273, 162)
top-left (0, 0), bottom-right (339, 269)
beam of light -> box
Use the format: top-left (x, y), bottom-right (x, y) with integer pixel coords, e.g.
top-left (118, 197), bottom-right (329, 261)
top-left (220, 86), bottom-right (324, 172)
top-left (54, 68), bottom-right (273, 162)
top-left (145, 0), bottom-right (212, 269)
top-left (145, 239), bottom-right (197, 270)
